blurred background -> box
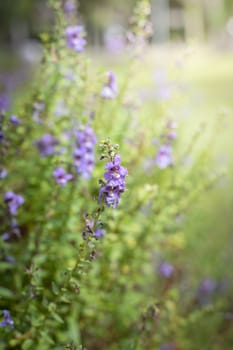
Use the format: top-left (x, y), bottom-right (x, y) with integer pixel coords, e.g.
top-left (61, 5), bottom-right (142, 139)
top-left (0, 0), bottom-right (233, 54)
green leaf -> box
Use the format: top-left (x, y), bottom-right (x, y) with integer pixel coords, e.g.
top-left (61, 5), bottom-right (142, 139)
top-left (51, 312), bottom-right (64, 324)
top-left (0, 287), bottom-right (14, 299)
top-left (51, 281), bottom-right (59, 295)
top-left (39, 331), bottom-right (55, 345)
top-left (22, 339), bottom-right (34, 350)
top-left (60, 295), bottom-right (71, 304)
top-left (0, 263), bottom-right (14, 271)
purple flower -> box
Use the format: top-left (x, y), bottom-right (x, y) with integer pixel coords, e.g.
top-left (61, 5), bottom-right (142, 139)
top-left (65, 25), bottom-right (87, 52)
top-left (167, 130), bottom-right (177, 140)
top-left (10, 115), bottom-right (20, 125)
top-left (0, 168), bottom-right (7, 179)
top-left (0, 310), bottom-right (14, 329)
top-left (85, 220), bottom-right (105, 239)
top-left (53, 167), bottom-right (73, 187)
top-left (74, 150), bottom-right (95, 178)
top-left (35, 134), bottom-right (59, 157)
top-left (198, 278), bottom-right (216, 296)
top-left (99, 154), bottom-right (127, 208)
top-left (75, 126), bottom-right (97, 146)
top-left (160, 343), bottom-right (176, 350)
top-left (155, 145), bottom-right (173, 169)
top-left (2, 219), bottom-right (21, 241)
top-left (101, 72), bottom-right (118, 99)
top-left (4, 191), bottom-right (24, 216)
top-left (95, 228), bottom-right (105, 238)
top-left (158, 262), bottom-right (175, 278)
top-left (197, 278), bottom-right (217, 305)
top-left (64, 0), bottom-right (76, 14)
top-left (5, 255), bottom-right (16, 264)
top-left (104, 155), bottom-right (127, 181)
top-left (2, 232), bottom-right (11, 242)
top-left (74, 126), bottom-right (97, 179)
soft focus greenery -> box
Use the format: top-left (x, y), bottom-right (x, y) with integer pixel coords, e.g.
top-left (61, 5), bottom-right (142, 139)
top-left (1, 1), bottom-right (233, 349)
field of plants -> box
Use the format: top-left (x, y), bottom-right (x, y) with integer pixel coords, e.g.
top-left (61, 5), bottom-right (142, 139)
top-left (1, 0), bottom-right (233, 349)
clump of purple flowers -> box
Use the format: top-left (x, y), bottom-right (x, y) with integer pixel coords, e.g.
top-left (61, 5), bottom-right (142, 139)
top-left (4, 191), bottom-right (24, 216)
top-left (95, 227), bottom-right (105, 239)
top-left (160, 343), bottom-right (176, 350)
top-left (65, 25), bottom-right (86, 52)
top-left (155, 144), bottom-right (173, 169)
top-left (99, 154), bottom-right (127, 208)
top-left (0, 168), bottom-right (7, 179)
top-left (101, 72), bottom-right (118, 99)
top-left (153, 119), bottom-right (177, 170)
top-left (0, 310), bottom-right (14, 329)
top-left (2, 218), bottom-right (21, 242)
top-left (35, 134), bottom-right (59, 157)
top-left (53, 167), bottom-right (73, 187)
top-left (10, 115), bottom-right (20, 125)
top-left (74, 126), bottom-right (97, 179)
top-left (198, 278), bottom-right (217, 295)
top-left (158, 262), bottom-right (175, 279)
top-left (64, 0), bottom-right (76, 15)
top-left (197, 278), bottom-right (217, 304)
top-left (85, 218), bottom-right (105, 239)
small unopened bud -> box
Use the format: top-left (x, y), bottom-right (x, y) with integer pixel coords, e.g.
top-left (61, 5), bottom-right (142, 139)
top-left (89, 250), bottom-right (96, 261)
